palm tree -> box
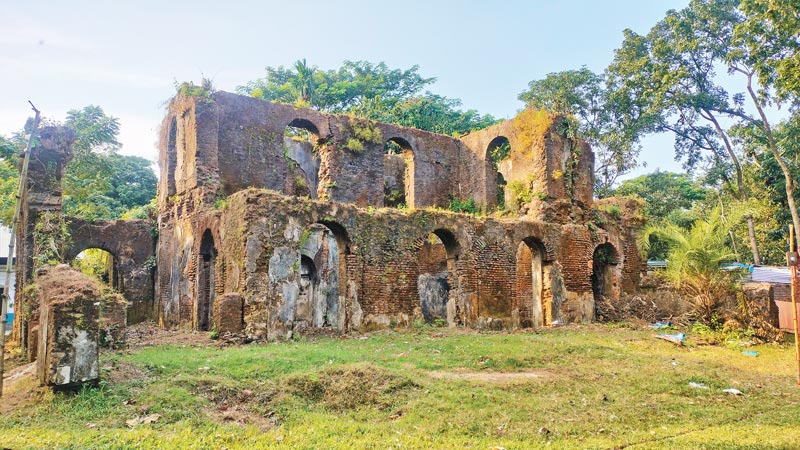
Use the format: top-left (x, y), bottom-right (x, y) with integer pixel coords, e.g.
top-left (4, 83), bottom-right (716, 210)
top-left (639, 207), bottom-right (738, 324)
top-left (292, 59), bottom-right (316, 106)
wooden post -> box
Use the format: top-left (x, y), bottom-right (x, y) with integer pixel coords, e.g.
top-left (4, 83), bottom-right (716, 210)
top-left (792, 226), bottom-right (800, 386)
top-left (0, 102), bottom-right (40, 397)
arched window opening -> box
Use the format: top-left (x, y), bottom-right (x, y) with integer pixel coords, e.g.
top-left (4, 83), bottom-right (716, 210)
top-left (383, 137), bottom-right (414, 208)
top-left (487, 136), bottom-right (511, 209)
top-left (517, 239), bottom-right (549, 328)
top-left (417, 229), bottom-right (459, 324)
top-left (197, 230), bottom-right (217, 332)
top-left (284, 119), bottom-right (321, 198)
top-left (73, 248), bottom-right (119, 290)
top-left (591, 243), bottom-right (618, 316)
top-left (294, 222), bottom-right (349, 329)
top-left (165, 117), bottom-right (178, 197)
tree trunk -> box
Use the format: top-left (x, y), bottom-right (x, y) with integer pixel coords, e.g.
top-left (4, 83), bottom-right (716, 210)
top-left (746, 215), bottom-right (761, 265)
top-left (706, 111), bottom-right (761, 263)
top-left (745, 74), bottom-right (800, 247)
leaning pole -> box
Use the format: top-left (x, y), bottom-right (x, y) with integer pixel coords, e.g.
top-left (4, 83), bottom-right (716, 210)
top-left (0, 102), bottom-right (40, 398)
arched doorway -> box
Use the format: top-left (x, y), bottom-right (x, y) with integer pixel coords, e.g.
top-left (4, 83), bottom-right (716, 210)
top-left (73, 248), bottom-right (119, 289)
top-left (487, 136), bottom-right (511, 209)
top-left (197, 230), bottom-right (217, 331)
top-left (284, 119), bottom-right (322, 198)
top-left (591, 243), bottom-right (618, 315)
top-left (517, 238), bottom-right (548, 327)
top-left (383, 137), bottom-right (414, 208)
top-left (296, 222), bottom-right (350, 329)
top-left (417, 229), bottom-right (459, 324)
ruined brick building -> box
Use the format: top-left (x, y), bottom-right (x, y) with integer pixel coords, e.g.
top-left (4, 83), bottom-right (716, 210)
top-left (15, 90), bottom-right (643, 346)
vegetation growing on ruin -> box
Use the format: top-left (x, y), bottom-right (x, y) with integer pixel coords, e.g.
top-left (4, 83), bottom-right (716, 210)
top-left (512, 108), bottom-right (556, 158)
top-left (32, 212), bottom-right (71, 268)
top-left (339, 117), bottom-right (383, 153)
top-left (447, 197), bottom-right (478, 215)
top-left (174, 78), bottom-right (215, 100)
top-left (2, 325), bottom-right (799, 449)
top-left (238, 60), bottom-right (498, 136)
top-left (505, 175), bottom-right (545, 212)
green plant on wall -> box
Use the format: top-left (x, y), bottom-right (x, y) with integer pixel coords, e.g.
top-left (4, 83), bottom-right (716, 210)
top-left (33, 212), bottom-right (71, 268)
top-left (448, 196), bottom-right (478, 214)
top-left (341, 117), bottom-right (383, 153)
top-left (174, 78), bottom-right (215, 100)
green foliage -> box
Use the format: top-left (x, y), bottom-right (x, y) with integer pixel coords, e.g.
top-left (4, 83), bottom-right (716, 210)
top-left (174, 78), bottom-right (214, 99)
top-left (738, 0), bottom-right (800, 101)
top-left (239, 60), bottom-right (434, 112)
top-left (448, 197), bottom-right (478, 214)
top-left (65, 105), bottom-right (120, 156)
top-left (212, 195), bottom-right (227, 211)
top-left (488, 141), bottom-right (510, 170)
top-left (640, 208), bottom-right (738, 324)
top-left (0, 158), bottom-right (18, 226)
top-left (72, 248), bottom-right (113, 283)
top-left (0, 106), bottom-right (157, 224)
top-left (606, 0), bottom-right (800, 261)
top-left (63, 153), bottom-right (157, 220)
top-left (239, 60), bottom-right (498, 136)
top-left (32, 212), bottom-right (71, 268)
top-left (613, 171), bottom-right (708, 223)
top-left (519, 67), bottom-right (655, 197)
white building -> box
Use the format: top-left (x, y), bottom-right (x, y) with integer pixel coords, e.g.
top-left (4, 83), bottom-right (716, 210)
top-left (0, 226), bottom-right (15, 333)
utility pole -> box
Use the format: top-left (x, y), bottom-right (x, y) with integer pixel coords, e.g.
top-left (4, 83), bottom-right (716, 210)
top-left (0, 101), bottom-right (41, 398)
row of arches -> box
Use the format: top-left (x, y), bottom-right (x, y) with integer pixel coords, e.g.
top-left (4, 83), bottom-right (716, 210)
top-left (285, 119), bottom-right (417, 208)
top-left (164, 114), bottom-right (516, 210)
top-left (186, 223), bottom-right (619, 332)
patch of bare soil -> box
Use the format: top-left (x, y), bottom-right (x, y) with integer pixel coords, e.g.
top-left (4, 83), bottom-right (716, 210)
top-left (0, 362), bottom-right (48, 414)
top-left (285, 364), bottom-right (419, 411)
top-left (103, 360), bottom-right (150, 385)
top-left (123, 321), bottom-right (216, 348)
top-left (427, 369), bottom-right (550, 384)
top-left (188, 379), bottom-right (280, 432)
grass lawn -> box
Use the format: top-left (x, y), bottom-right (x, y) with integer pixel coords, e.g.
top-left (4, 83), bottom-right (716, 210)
top-left (1, 324), bottom-right (798, 449)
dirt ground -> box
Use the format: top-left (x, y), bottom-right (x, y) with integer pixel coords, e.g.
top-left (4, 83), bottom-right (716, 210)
top-left (122, 321), bottom-right (216, 348)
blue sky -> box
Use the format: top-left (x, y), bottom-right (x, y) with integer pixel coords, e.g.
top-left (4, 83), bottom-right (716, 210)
top-left (0, 0), bottom-right (689, 179)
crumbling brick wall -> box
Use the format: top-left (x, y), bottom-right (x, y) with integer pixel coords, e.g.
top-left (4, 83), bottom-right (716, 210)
top-left (65, 219), bottom-right (156, 323)
top-left (34, 265), bottom-right (125, 389)
top-left (152, 91), bottom-right (642, 336)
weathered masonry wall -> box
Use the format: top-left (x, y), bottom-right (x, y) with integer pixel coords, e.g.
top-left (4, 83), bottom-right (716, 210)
top-left (153, 91), bottom-right (643, 337)
top-left (65, 219), bottom-right (156, 323)
top-left (156, 190), bottom-right (641, 338)
top-left (158, 93), bottom-right (596, 218)
top-left (12, 127), bottom-right (157, 355)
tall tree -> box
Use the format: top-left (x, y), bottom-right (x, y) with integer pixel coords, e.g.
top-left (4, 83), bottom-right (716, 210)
top-left (738, 0), bottom-right (800, 101)
top-left (607, 0), bottom-right (769, 263)
top-left (519, 67), bottom-right (656, 196)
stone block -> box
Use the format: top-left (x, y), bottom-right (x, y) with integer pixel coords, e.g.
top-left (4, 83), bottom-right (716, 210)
top-left (215, 293), bottom-right (243, 333)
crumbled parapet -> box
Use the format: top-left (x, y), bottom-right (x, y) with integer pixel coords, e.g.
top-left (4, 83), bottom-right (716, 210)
top-left (33, 265), bottom-right (124, 389)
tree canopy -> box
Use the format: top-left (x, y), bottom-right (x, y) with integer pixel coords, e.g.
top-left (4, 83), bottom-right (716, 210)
top-left (0, 106), bottom-right (157, 226)
top-left (237, 60), bottom-right (498, 136)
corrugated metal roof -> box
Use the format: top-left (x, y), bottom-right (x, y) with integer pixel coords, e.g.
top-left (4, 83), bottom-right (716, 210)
top-left (750, 266), bottom-right (792, 285)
